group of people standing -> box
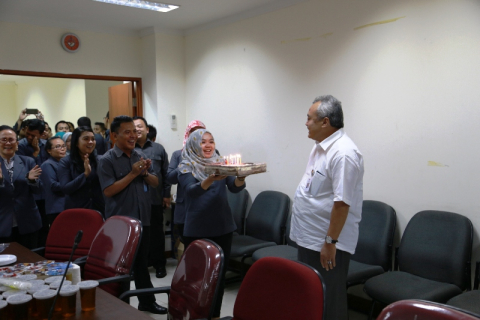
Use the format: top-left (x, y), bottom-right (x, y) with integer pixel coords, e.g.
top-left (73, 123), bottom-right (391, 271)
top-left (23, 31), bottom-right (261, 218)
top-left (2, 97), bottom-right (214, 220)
top-left (1, 94), bottom-right (364, 320)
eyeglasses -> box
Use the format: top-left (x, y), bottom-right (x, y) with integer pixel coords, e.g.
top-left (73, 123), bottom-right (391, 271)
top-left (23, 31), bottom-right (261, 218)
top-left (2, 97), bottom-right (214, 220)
top-left (0, 138), bottom-right (17, 144)
top-left (52, 145), bottom-right (67, 150)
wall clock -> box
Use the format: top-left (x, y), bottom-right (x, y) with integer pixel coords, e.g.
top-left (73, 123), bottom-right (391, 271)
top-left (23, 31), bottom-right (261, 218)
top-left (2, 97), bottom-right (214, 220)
top-left (61, 33), bottom-right (80, 53)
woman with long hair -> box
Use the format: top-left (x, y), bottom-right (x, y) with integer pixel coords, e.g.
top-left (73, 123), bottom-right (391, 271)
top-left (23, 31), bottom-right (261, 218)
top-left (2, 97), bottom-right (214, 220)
top-left (57, 126), bottom-right (105, 215)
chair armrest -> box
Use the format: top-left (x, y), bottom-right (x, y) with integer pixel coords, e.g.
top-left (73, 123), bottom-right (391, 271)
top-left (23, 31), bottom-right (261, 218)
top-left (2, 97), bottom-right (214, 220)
top-left (475, 261), bottom-right (480, 290)
top-left (73, 256), bottom-right (87, 267)
top-left (387, 244), bottom-right (393, 271)
top-left (97, 274), bottom-right (132, 286)
top-left (218, 317), bottom-right (233, 320)
top-left (118, 286), bottom-right (171, 301)
top-left (31, 247), bottom-right (45, 256)
top-left (394, 247), bottom-right (399, 270)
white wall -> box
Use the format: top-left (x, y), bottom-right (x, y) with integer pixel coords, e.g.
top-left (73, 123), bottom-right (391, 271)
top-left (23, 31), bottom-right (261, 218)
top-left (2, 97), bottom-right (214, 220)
top-left (0, 83), bottom-right (18, 126)
top-left (85, 80), bottom-right (122, 124)
top-left (16, 78), bottom-right (87, 129)
top-left (185, 0), bottom-right (480, 267)
top-left (0, 21), bottom-right (142, 77)
top-left (153, 33), bottom-right (186, 154)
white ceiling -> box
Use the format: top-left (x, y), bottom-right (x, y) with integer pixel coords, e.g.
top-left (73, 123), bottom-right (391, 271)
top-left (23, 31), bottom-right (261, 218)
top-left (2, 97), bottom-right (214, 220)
top-left (0, 0), bottom-right (307, 36)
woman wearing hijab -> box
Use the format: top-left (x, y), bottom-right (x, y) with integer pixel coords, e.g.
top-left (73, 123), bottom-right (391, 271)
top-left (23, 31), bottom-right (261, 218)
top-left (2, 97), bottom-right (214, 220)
top-left (57, 127), bottom-right (105, 215)
top-left (62, 132), bottom-right (72, 155)
top-left (40, 136), bottom-right (67, 226)
top-left (178, 129), bottom-right (246, 319)
top-left (166, 120), bottom-right (206, 239)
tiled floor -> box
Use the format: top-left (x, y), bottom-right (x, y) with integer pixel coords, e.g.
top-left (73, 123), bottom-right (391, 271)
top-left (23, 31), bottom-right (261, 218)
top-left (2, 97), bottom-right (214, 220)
top-left (129, 258), bottom-right (368, 320)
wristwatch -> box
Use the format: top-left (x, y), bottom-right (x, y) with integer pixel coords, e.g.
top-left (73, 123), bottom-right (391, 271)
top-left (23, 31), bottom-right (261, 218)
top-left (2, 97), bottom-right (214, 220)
top-left (325, 235), bottom-right (338, 244)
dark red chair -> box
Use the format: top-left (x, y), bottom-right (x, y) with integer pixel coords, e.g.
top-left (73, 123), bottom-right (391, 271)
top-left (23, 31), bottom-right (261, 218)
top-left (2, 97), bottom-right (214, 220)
top-left (82, 216), bottom-right (142, 297)
top-left (377, 300), bottom-right (480, 320)
top-left (33, 208), bottom-right (104, 261)
top-left (221, 257), bottom-right (325, 320)
top-left (119, 239), bottom-right (224, 320)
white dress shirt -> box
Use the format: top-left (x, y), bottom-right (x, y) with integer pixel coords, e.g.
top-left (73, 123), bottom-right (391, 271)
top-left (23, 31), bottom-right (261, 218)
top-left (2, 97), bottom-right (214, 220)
top-left (290, 128), bottom-right (364, 254)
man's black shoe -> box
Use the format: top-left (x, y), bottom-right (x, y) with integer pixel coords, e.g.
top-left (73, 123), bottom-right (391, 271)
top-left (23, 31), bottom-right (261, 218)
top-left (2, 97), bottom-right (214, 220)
top-left (156, 267), bottom-right (167, 278)
top-left (138, 302), bottom-right (167, 314)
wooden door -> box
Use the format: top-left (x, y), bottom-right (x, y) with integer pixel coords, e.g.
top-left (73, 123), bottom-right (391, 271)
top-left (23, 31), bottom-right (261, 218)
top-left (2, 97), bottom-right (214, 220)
top-left (108, 82), bottom-right (135, 145)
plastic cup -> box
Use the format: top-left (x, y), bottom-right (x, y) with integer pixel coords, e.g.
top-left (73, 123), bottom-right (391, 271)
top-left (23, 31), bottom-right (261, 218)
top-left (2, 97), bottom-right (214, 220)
top-left (27, 284), bottom-right (49, 295)
top-left (44, 276), bottom-right (63, 284)
top-left (27, 284), bottom-right (49, 317)
top-left (27, 279), bottom-right (45, 286)
top-left (78, 280), bottom-right (99, 311)
top-left (2, 289), bottom-right (27, 299)
top-left (0, 300), bottom-right (8, 319)
top-left (58, 285), bottom-right (79, 317)
top-left (49, 280), bottom-right (71, 289)
top-left (6, 294), bottom-right (32, 320)
top-left (33, 289), bottom-right (57, 320)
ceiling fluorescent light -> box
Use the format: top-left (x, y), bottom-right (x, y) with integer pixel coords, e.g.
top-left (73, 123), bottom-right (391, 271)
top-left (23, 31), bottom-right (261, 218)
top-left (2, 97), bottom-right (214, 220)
top-left (93, 0), bottom-right (179, 12)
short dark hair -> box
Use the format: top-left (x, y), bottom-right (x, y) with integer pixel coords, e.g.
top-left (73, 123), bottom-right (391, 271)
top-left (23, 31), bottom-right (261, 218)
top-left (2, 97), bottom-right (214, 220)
top-left (147, 125), bottom-right (157, 140)
top-left (132, 116), bottom-right (148, 127)
top-left (45, 136), bottom-right (64, 152)
top-left (111, 115), bottom-right (133, 134)
top-left (94, 122), bottom-right (106, 131)
top-left (27, 119), bottom-right (45, 134)
top-left (20, 119), bottom-right (31, 129)
top-left (77, 116), bottom-right (92, 128)
top-left (55, 120), bottom-right (68, 132)
top-left (0, 125), bottom-right (16, 134)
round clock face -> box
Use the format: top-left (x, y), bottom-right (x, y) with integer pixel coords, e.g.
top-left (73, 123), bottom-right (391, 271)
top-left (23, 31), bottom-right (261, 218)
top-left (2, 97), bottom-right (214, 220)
top-left (61, 33), bottom-right (80, 53)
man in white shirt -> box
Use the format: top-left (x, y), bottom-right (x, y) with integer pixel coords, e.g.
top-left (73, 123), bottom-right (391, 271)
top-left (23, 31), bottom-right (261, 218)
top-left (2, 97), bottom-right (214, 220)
top-left (290, 95), bottom-right (364, 320)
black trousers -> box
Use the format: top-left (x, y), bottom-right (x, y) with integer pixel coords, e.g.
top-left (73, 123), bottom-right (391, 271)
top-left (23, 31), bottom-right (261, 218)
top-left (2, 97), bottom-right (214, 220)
top-left (36, 199), bottom-right (49, 247)
top-left (133, 226), bottom-right (156, 305)
top-left (0, 227), bottom-right (38, 249)
top-left (297, 245), bottom-right (351, 320)
top-left (183, 232), bottom-right (233, 318)
top-left (47, 213), bottom-right (61, 227)
top-left (148, 204), bottom-right (166, 270)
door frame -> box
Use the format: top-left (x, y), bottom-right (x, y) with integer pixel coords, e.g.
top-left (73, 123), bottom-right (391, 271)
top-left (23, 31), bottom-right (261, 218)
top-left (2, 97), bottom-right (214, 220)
top-left (0, 69), bottom-right (143, 117)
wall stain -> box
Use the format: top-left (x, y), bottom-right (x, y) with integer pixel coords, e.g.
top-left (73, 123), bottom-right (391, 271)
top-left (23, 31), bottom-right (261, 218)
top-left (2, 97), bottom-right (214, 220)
top-left (281, 37), bottom-right (311, 44)
top-left (281, 33), bottom-right (333, 44)
top-left (354, 16), bottom-right (406, 30)
top-left (427, 161), bottom-right (449, 167)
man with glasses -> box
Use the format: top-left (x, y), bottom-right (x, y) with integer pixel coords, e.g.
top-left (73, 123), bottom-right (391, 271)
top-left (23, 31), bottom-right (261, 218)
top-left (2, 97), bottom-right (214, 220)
top-left (0, 125), bottom-right (42, 249)
top-left (290, 95), bottom-right (364, 320)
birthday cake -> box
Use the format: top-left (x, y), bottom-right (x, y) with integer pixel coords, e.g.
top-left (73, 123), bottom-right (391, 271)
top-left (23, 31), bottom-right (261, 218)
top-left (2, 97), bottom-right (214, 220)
top-left (205, 162), bottom-right (267, 177)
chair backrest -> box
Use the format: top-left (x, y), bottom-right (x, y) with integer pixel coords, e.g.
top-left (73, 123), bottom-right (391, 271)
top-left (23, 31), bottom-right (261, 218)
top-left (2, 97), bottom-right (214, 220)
top-left (45, 209), bottom-right (104, 261)
top-left (83, 216), bottom-right (142, 297)
top-left (351, 200), bottom-right (396, 271)
top-left (398, 210), bottom-right (473, 290)
top-left (245, 191), bottom-right (290, 244)
top-left (168, 239), bottom-right (225, 320)
top-left (377, 300), bottom-right (480, 320)
top-left (227, 188), bottom-right (251, 235)
top-left (232, 257), bottom-right (325, 320)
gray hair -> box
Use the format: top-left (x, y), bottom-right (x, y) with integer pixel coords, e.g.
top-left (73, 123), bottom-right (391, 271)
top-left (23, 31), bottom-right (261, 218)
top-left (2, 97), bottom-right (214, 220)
top-left (312, 95), bottom-right (344, 128)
